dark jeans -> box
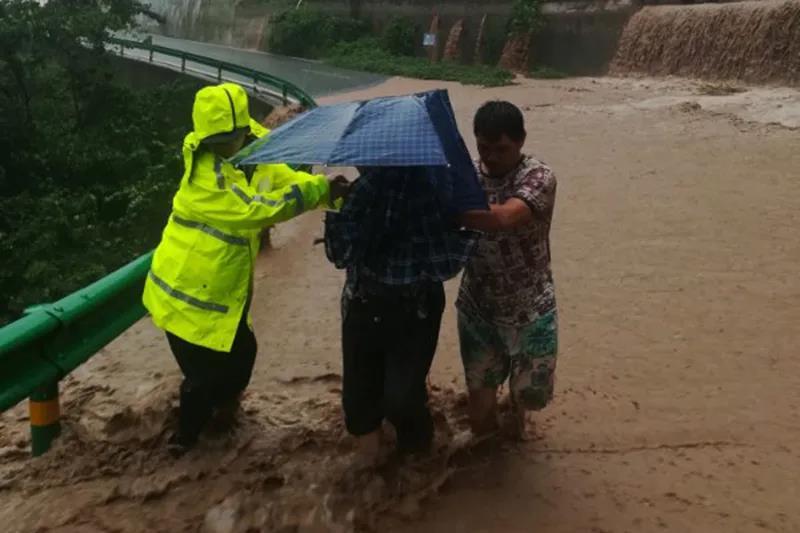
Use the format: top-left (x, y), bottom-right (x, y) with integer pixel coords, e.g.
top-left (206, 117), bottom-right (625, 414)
top-left (166, 313), bottom-right (257, 444)
top-left (342, 281), bottom-right (445, 453)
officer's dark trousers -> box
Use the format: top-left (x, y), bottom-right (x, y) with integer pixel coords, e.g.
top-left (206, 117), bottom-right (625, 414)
top-left (342, 282), bottom-right (445, 453)
top-left (166, 311), bottom-right (257, 443)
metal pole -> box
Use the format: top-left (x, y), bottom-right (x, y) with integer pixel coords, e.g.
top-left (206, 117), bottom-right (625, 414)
top-left (181, 55), bottom-right (186, 72)
top-left (217, 65), bottom-right (223, 82)
top-left (29, 381), bottom-right (61, 456)
top-left (149, 48), bottom-right (154, 62)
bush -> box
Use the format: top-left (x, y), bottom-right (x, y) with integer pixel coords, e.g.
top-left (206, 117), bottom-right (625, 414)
top-left (327, 39), bottom-right (514, 87)
top-left (269, 8), bottom-right (514, 86)
top-left (268, 8), bottom-right (368, 59)
top-left (0, 0), bottom-right (195, 324)
top-left (381, 17), bottom-right (418, 57)
top-left (0, 80), bottom-right (193, 324)
top-left (509, 0), bottom-right (545, 36)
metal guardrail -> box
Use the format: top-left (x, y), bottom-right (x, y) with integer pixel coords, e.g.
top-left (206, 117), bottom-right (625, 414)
top-left (108, 36), bottom-right (317, 109)
top-left (0, 253), bottom-right (153, 455)
top-left (0, 40), bottom-right (318, 456)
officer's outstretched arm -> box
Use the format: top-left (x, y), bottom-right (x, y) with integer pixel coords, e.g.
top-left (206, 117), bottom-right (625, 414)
top-left (202, 176), bottom-right (330, 230)
top-left (258, 163), bottom-right (321, 191)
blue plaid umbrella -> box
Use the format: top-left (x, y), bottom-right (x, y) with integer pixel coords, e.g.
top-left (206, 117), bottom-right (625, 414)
top-left (232, 90), bottom-right (488, 213)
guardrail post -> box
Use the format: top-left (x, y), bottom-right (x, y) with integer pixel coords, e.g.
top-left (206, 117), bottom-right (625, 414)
top-left (217, 65), bottom-right (223, 82)
top-left (29, 381), bottom-right (61, 456)
top-left (282, 85), bottom-right (288, 106)
top-left (120, 43), bottom-right (124, 57)
top-left (181, 54), bottom-right (186, 72)
top-left (149, 47), bottom-right (154, 62)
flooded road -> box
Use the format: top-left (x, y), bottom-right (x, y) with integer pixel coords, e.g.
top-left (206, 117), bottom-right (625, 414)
top-left (2, 74), bottom-right (800, 532)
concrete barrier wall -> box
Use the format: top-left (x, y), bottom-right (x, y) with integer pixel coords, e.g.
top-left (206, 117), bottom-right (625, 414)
top-left (536, 3), bottom-right (639, 74)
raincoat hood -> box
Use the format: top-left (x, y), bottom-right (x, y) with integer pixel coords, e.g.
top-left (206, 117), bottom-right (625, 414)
top-left (181, 83), bottom-right (259, 182)
top-left (193, 83), bottom-right (251, 142)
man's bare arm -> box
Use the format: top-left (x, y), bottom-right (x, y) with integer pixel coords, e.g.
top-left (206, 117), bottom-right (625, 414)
top-left (459, 198), bottom-right (534, 232)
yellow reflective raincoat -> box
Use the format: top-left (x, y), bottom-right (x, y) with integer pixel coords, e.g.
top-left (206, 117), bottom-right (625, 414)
top-left (143, 83), bottom-right (330, 351)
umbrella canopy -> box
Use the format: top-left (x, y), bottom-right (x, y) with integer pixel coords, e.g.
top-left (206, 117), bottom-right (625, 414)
top-left (232, 90), bottom-right (488, 212)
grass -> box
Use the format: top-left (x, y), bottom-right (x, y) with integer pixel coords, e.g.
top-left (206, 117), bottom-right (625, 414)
top-left (325, 39), bottom-right (515, 87)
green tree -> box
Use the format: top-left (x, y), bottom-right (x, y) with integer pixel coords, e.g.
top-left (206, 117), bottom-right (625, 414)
top-left (381, 17), bottom-right (418, 57)
top-left (0, 0), bottom-right (153, 195)
top-left (268, 7), bottom-right (367, 59)
top-left (509, 0), bottom-right (545, 36)
top-left (499, 0), bottom-right (546, 73)
top-left (0, 0), bottom-right (192, 324)
top-left (0, 0), bottom-right (145, 130)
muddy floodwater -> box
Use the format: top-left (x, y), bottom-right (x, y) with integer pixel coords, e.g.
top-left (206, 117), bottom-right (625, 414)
top-left (2, 74), bottom-right (800, 533)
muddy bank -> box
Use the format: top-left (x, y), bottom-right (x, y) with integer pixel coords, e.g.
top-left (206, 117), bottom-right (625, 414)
top-left (612, 0), bottom-right (800, 86)
top-left (0, 371), bottom-right (478, 532)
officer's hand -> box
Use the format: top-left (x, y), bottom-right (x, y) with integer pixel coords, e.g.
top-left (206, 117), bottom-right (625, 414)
top-left (328, 175), bottom-right (351, 203)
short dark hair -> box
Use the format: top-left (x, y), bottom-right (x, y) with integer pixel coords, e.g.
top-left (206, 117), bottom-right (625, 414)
top-left (473, 100), bottom-right (526, 142)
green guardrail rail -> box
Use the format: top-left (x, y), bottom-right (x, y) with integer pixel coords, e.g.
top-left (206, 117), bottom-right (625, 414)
top-left (0, 253), bottom-right (152, 455)
top-left (0, 41), bottom-right (317, 456)
top-left (108, 36), bottom-right (317, 109)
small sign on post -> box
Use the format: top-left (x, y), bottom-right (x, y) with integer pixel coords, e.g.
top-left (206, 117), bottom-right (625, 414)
top-left (423, 33), bottom-right (438, 64)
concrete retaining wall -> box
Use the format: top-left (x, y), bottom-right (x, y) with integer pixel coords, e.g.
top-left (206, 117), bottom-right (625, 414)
top-left (142, 0), bottom-right (640, 74)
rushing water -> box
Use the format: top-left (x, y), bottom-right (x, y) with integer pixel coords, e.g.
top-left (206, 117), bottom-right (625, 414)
top-left (611, 0), bottom-right (800, 86)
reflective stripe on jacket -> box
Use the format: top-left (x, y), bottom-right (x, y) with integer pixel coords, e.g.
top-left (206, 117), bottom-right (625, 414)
top-left (143, 84), bottom-right (329, 351)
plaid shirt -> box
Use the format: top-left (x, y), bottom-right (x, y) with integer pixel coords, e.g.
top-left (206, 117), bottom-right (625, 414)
top-left (324, 167), bottom-right (476, 296)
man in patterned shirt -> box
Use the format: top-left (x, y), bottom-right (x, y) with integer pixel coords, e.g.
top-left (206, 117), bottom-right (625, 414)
top-left (458, 101), bottom-right (558, 437)
top-left (325, 166), bottom-right (476, 463)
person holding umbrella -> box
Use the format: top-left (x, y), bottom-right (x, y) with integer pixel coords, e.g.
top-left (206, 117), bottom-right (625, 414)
top-left (234, 90), bottom-right (487, 463)
top-left (143, 83), bottom-right (350, 454)
top-left (325, 166), bottom-right (475, 462)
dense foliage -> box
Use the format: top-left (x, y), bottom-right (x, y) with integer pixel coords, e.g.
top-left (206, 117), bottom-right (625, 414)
top-left (380, 17), bottom-right (418, 57)
top-left (327, 38), bottom-right (513, 87)
top-left (509, 0), bottom-right (546, 36)
top-left (267, 7), bottom-right (368, 59)
top-left (269, 9), bottom-right (514, 87)
top-left (0, 0), bottom-right (193, 324)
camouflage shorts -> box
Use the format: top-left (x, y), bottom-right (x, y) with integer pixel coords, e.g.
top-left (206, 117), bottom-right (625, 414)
top-left (458, 309), bottom-right (558, 411)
